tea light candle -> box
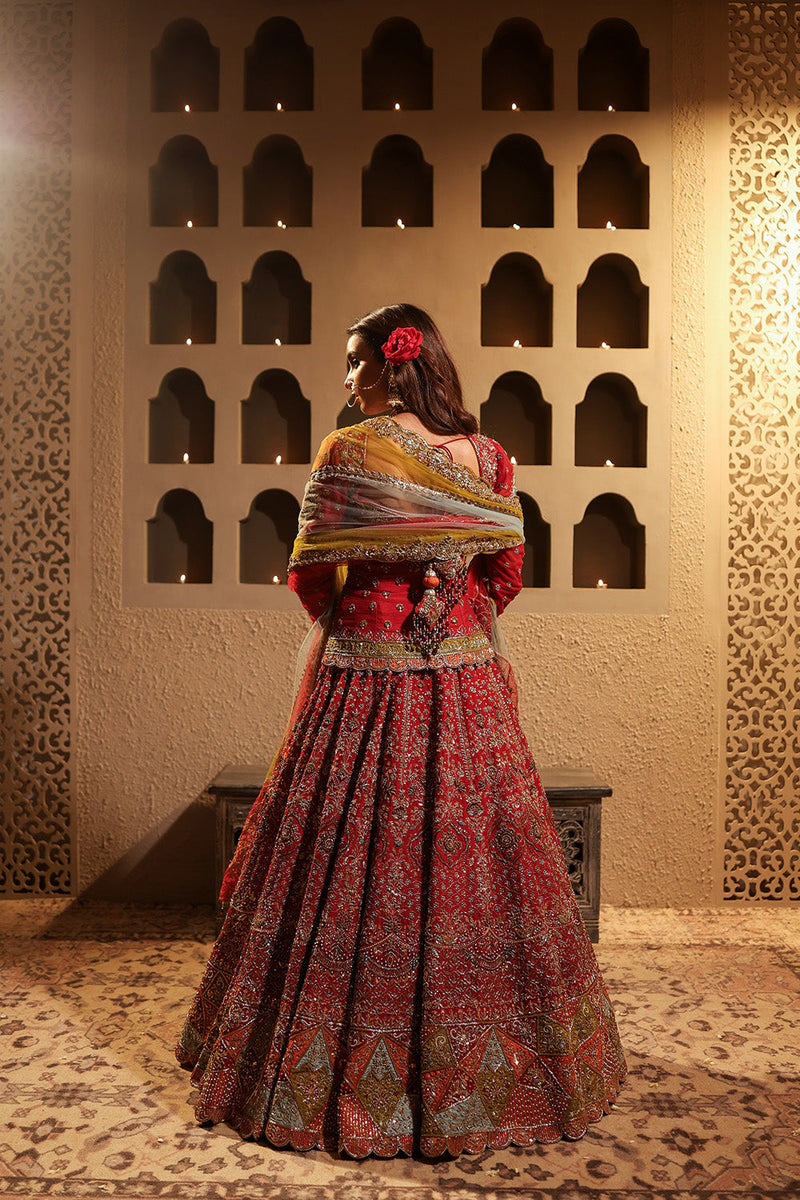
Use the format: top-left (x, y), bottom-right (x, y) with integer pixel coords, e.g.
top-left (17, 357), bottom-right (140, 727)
top-left (607, 105), bottom-right (615, 112)
top-left (185, 338), bottom-right (192, 346)
top-left (600, 341), bottom-right (611, 350)
top-left (512, 223), bottom-right (520, 230)
top-left (183, 452), bottom-right (189, 464)
top-left (511, 102), bottom-right (519, 111)
top-left (396, 218), bottom-right (406, 229)
top-left (276, 102), bottom-right (283, 112)
top-left (179, 573), bottom-right (187, 583)
top-left (184, 104), bottom-right (191, 113)
top-left (596, 578), bottom-right (608, 588)
top-left (275, 454), bottom-right (282, 465)
top-left (604, 458), bottom-right (614, 467)
top-left (277, 219), bottom-right (286, 229)
top-left (512, 339), bottom-right (522, 348)
top-left (274, 338), bottom-right (282, 346)
top-left (394, 102), bottom-right (401, 111)
top-left (605, 220), bottom-right (616, 231)
top-left (510, 455), bottom-right (517, 465)
top-left (272, 575), bottom-right (280, 584)
top-left (186, 219), bottom-right (193, 229)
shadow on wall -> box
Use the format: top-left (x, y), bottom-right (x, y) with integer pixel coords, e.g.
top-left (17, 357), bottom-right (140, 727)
top-left (79, 794), bottom-right (216, 904)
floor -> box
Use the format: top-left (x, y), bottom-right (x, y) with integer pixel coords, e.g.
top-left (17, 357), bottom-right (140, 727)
top-left (1, 902), bottom-right (799, 1199)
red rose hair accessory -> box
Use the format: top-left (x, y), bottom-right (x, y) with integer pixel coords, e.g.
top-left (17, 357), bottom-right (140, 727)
top-left (381, 326), bottom-right (423, 364)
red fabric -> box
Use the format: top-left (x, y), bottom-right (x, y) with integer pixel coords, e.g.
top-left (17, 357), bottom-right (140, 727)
top-left (175, 432), bottom-right (626, 1158)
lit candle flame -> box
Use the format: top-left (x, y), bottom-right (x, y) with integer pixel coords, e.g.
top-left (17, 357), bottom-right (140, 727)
top-left (183, 452), bottom-right (189, 464)
top-left (510, 455), bottom-right (517, 465)
top-left (604, 459), bottom-right (614, 467)
top-left (600, 340), bottom-right (611, 349)
top-left (184, 104), bottom-right (190, 113)
top-left (179, 573), bottom-right (187, 583)
top-left (186, 219), bottom-right (193, 228)
top-left (607, 105), bottom-right (615, 112)
top-left (605, 220), bottom-right (616, 230)
top-left (275, 454), bottom-right (282, 464)
top-left (512, 223), bottom-right (520, 230)
top-left (396, 218), bottom-right (405, 229)
top-left (513, 339), bottom-right (522, 348)
top-left (185, 337), bottom-right (192, 345)
top-left (511, 102), bottom-right (519, 111)
top-left (394, 102), bottom-right (401, 111)
top-left (272, 575), bottom-right (280, 584)
top-left (276, 102), bottom-right (283, 112)
top-left (277, 219), bottom-right (286, 229)
top-left (274, 338), bottom-right (281, 346)
top-left (596, 578), bottom-right (607, 588)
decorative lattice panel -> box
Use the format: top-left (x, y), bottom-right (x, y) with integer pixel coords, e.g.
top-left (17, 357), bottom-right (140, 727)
top-left (0, 1), bottom-right (73, 893)
top-left (726, 2), bottom-right (800, 899)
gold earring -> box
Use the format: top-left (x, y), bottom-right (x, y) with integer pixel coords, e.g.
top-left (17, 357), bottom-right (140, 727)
top-left (387, 364), bottom-right (404, 409)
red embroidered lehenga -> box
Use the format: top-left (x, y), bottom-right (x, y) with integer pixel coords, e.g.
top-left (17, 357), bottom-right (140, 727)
top-left (175, 416), bottom-right (626, 1158)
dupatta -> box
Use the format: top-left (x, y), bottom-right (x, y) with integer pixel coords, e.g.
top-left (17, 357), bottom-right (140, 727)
top-left (219, 419), bottom-right (524, 905)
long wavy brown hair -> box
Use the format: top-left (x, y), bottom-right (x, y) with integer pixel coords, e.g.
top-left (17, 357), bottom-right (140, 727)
top-left (347, 303), bottom-right (478, 436)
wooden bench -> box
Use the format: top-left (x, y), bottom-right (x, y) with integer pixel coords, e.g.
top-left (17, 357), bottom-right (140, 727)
top-left (209, 764), bottom-right (609, 941)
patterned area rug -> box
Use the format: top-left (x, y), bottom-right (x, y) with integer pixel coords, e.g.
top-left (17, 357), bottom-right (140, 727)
top-left (1, 903), bottom-right (798, 1199)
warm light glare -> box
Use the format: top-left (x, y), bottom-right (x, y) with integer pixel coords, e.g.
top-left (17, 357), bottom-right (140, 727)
top-left (179, 573), bottom-right (187, 583)
top-left (512, 339), bottom-right (522, 348)
top-left (605, 220), bottom-right (616, 231)
top-left (607, 105), bottom-right (615, 112)
top-left (183, 452), bottom-right (189, 464)
top-left (274, 338), bottom-right (282, 346)
top-left (275, 454), bottom-right (282, 465)
top-left (512, 223), bottom-right (520, 230)
top-left (185, 338), bottom-right (192, 346)
top-left (277, 219), bottom-right (286, 229)
top-left (186, 219), bottom-right (193, 228)
top-left (604, 459), bottom-right (615, 467)
top-left (184, 104), bottom-right (190, 112)
top-left (510, 455), bottom-right (517, 465)
top-left (600, 340), bottom-right (611, 349)
top-left (511, 103), bottom-right (519, 111)
top-left (596, 578), bottom-right (608, 588)
top-left (272, 575), bottom-right (280, 584)
top-left (394, 102), bottom-right (401, 111)
top-left (276, 102), bottom-right (283, 111)
top-left (396, 218), bottom-right (405, 229)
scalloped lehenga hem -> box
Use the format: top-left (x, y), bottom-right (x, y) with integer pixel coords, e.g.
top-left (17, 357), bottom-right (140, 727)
top-left (181, 1059), bottom-right (628, 1160)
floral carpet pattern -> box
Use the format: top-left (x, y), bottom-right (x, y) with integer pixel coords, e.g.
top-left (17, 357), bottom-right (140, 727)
top-left (1, 902), bottom-right (798, 1199)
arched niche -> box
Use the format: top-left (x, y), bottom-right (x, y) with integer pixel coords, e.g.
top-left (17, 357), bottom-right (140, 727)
top-left (573, 493), bottom-right (644, 588)
top-left (241, 370), bottom-right (311, 463)
top-left (243, 136), bottom-right (312, 227)
top-left (362, 136), bottom-right (433, 226)
top-left (362, 18), bottom-right (432, 110)
top-left (575, 373), bottom-right (646, 467)
top-left (147, 489), bottom-right (212, 583)
top-left (149, 136), bottom-right (218, 227)
top-left (239, 490), bottom-right (301, 583)
top-left (149, 369), bottom-right (215, 463)
top-left (150, 251), bottom-right (216, 344)
top-left (151, 20), bottom-right (219, 112)
top-left (482, 19), bottom-right (553, 111)
top-left (482, 135), bottom-right (553, 228)
top-left (244, 18), bottom-right (313, 111)
top-left (577, 255), bottom-right (648, 348)
top-left (578, 19), bottom-right (649, 112)
top-left (242, 252), bottom-right (311, 344)
top-left (578, 136), bottom-right (649, 228)
top-left (480, 373), bottom-right (551, 465)
top-left (518, 492), bottom-right (551, 587)
top-left (337, 403), bottom-right (364, 430)
top-left (481, 254), bottom-right (553, 347)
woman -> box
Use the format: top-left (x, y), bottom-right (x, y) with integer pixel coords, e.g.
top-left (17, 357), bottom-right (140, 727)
top-left (175, 303), bottom-right (626, 1158)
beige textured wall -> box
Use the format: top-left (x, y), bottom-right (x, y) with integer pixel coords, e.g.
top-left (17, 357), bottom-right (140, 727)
top-left (74, 1), bottom-right (729, 905)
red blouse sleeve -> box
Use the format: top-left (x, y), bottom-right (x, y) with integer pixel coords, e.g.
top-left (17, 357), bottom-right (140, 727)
top-left (478, 439), bottom-right (524, 615)
top-left (288, 560), bottom-right (338, 622)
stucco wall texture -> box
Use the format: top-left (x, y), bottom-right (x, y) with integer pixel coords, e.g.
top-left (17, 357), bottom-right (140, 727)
top-left (75, 2), bottom-right (725, 905)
